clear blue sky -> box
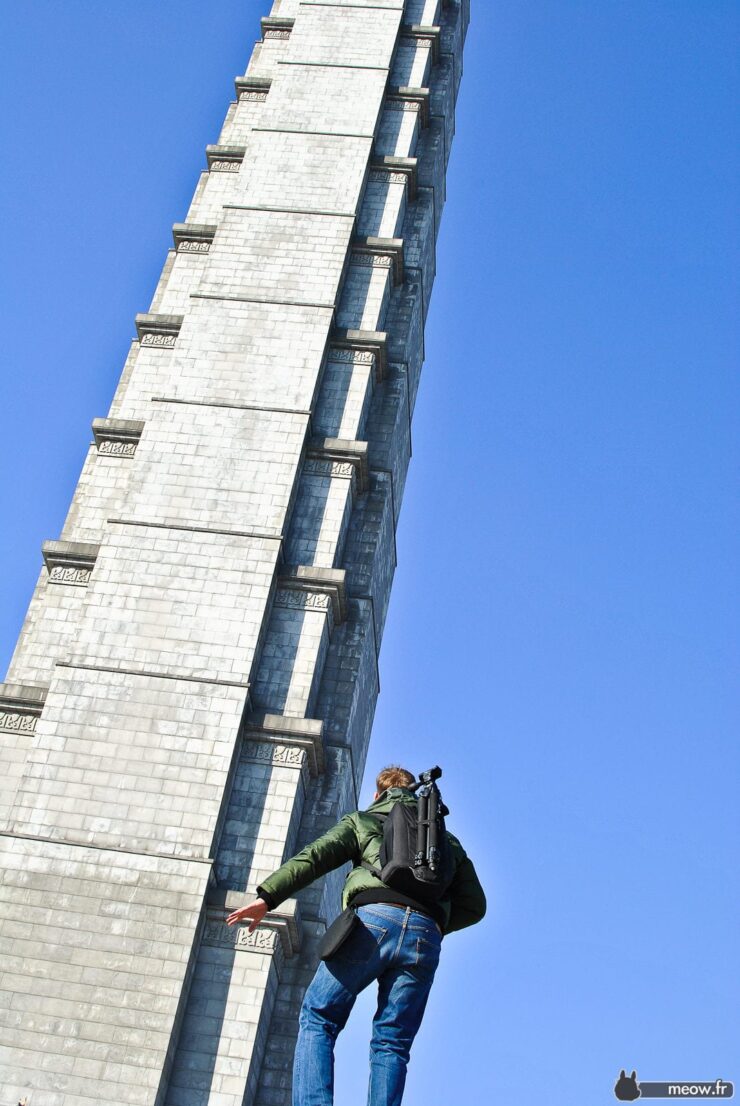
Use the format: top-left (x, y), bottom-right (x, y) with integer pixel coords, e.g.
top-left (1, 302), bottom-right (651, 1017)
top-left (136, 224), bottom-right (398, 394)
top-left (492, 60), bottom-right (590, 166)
top-left (0, 3), bottom-right (737, 1103)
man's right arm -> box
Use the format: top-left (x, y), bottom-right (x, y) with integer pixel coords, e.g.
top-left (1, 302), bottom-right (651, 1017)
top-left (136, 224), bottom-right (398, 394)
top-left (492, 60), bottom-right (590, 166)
top-left (256, 815), bottom-right (358, 911)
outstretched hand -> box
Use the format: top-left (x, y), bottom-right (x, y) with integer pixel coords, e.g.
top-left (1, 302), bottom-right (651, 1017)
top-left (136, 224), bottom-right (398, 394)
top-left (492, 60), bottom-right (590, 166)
top-left (225, 897), bottom-right (269, 933)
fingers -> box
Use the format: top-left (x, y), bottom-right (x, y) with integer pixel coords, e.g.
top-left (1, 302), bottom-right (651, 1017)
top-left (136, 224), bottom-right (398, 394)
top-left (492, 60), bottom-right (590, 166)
top-left (225, 905), bottom-right (266, 929)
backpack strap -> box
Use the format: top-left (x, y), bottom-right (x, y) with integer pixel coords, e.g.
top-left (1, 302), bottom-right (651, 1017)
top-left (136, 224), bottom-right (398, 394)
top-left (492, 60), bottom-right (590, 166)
top-left (360, 861), bottom-right (384, 879)
top-left (359, 811), bottom-right (386, 879)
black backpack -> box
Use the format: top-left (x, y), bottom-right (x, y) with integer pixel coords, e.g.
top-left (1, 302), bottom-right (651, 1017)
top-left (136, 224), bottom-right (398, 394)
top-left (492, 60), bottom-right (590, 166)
top-left (363, 767), bottom-right (456, 904)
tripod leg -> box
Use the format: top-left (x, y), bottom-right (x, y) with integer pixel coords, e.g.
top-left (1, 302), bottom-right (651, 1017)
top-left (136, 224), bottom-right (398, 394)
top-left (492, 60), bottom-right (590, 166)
top-left (415, 792), bottom-right (428, 867)
top-left (427, 786), bottom-right (439, 871)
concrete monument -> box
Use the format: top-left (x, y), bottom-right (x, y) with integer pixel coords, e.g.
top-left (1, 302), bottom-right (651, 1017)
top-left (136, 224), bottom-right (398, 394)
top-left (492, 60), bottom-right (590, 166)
top-left (0, 2), bottom-right (470, 1102)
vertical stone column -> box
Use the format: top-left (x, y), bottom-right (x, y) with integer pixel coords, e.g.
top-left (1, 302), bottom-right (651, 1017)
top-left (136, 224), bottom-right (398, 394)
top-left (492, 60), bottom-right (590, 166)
top-left (0, 2), bottom-right (470, 1105)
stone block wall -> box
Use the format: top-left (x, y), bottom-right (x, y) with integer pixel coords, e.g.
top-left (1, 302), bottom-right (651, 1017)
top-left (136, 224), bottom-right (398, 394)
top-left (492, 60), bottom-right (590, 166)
top-left (0, 1), bottom-right (469, 1103)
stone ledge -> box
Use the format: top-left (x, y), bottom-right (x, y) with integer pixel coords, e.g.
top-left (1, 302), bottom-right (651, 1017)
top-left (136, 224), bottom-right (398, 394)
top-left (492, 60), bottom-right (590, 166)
top-left (41, 540), bottom-right (99, 587)
top-left (330, 328), bottom-right (387, 382)
top-left (0, 682), bottom-right (48, 713)
top-left (92, 417), bottom-right (144, 456)
top-left (172, 222), bottom-right (217, 253)
top-left (244, 711), bottom-right (325, 776)
top-left (386, 85), bottom-right (430, 127)
top-left (277, 566), bottom-right (348, 626)
top-left (352, 236), bottom-right (404, 285)
top-left (92, 417), bottom-right (144, 445)
top-left (234, 75), bottom-right (271, 101)
top-left (260, 16), bottom-right (294, 41)
top-left (400, 24), bottom-right (441, 64)
top-left (0, 682), bottom-right (48, 734)
top-left (205, 144), bottom-right (247, 171)
top-left (206, 889), bottom-right (302, 958)
top-left (134, 313), bottom-right (183, 348)
top-left (201, 905), bottom-right (283, 967)
top-left (307, 437), bottom-right (369, 494)
top-left (369, 155), bottom-right (418, 201)
top-left (240, 737), bottom-right (311, 784)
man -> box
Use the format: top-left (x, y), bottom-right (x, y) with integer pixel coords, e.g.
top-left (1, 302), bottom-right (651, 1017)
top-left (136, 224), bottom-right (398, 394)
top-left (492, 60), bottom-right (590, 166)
top-left (226, 765), bottom-right (486, 1106)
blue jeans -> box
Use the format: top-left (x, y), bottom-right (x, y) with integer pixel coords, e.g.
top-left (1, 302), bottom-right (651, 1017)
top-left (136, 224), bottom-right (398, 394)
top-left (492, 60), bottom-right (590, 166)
top-left (292, 904), bottom-right (442, 1106)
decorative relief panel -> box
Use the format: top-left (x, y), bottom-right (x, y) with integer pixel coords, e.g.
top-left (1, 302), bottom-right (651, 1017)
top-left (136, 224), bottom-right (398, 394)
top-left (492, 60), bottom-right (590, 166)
top-left (385, 100), bottom-right (422, 113)
top-left (235, 77), bottom-right (271, 102)
top-left (275, 589), bottom-right (332, 613)
top-left (140, 331), bottom-right (178, 348)
top-left (135, 312), bottom-right (183, 349)
top-left (0, 683), bottom-right (46, 735)
top-left (92, 418), bottom-right (144, 457)
top-left (329, 332), bottom-right (386, 381)
top-left (176, 238), bottom-right (211, 254)
top-left (328, 347), bottom-right (376, 366)
top-left (209, 160), bottom-right (241, 173)
top-left (260, 16), bottom-right (293, 42)
top-left (172, 223), bottom-right (216, 254)
top-left (238, 89), bottom-right (269, 102)
top-left (351, 252), bottom-right (393, 269)
top-left (368, 170), bottom-right (410, 186)
top-left (386, 89), bottom-right (430, 126)
top-left (97, 439), bottom-right (138, 457)
top-left (241, 741), bottom-right (306, 768)
top-left (202, 917), bottom-right (280, 954)
top-left (206, 146), bottom-right (246, 174)
top-left (48, 565), bottom-right (93, 587)
top-left (0, 711), bottom-right (38, 734)
top-left (303, 459), bottom-right (355, 480)
top-left (243, 713), bottom-right (324, 778)
top-left (42, 541), bottom-right (99, 588)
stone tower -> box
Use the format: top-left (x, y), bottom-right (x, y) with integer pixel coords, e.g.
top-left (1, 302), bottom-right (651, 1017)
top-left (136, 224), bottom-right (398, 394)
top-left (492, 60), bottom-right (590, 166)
top-left (0, 2), bottom-right (469, 1103)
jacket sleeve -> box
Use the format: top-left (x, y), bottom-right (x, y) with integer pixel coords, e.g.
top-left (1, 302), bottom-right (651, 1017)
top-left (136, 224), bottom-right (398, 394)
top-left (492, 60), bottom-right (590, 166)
top-left (445, 840), bottom-right (487, 934)
top-left (256, 815), bottom-right (359, 910)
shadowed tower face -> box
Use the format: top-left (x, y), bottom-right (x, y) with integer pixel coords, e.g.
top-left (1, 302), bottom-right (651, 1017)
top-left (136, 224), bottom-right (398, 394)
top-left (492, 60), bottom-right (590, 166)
top-left (0, 2), bottom-right (470, 1103)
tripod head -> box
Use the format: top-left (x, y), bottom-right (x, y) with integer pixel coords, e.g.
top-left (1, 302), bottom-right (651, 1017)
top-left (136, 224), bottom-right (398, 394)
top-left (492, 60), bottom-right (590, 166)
top-left (409, 766), bottom-right (449, 816)
top-left (409, 765), bottom-right (442, 792)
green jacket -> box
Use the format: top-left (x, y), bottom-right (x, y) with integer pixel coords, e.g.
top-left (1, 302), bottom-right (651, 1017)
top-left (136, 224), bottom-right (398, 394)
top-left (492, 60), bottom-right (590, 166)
top-left (257, 788), bottom-right (486, 935)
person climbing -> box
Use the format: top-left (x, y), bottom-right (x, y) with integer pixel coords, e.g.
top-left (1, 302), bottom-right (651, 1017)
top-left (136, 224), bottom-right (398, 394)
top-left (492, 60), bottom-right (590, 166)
top-left (225, 764), bottom-right (486, 1106)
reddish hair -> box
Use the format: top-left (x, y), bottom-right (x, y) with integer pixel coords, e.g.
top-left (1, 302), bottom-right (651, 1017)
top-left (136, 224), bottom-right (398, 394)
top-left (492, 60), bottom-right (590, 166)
top-left (376, 765), bottom-right (415, 793)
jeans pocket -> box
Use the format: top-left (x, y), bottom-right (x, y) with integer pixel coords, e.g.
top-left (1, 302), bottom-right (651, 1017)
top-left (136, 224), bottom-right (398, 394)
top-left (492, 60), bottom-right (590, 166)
top-left (341, 919), bottom-right (387, 964)
top-left (413, 934), bottom-right (441, 975)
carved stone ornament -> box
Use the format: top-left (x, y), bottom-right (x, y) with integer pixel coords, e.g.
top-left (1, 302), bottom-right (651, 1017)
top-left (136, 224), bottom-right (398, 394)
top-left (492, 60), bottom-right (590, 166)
top-left (303, 458), bottom-right (355, 480)
top-left (328, 347), bottom-right (376, 366)
top-left (385, 99), bottom-right (422, 113)
top-left (274, 589), bottom-right (331, 613)
top-left (239, 89), bottom-right (269, 102)
top-left (263, 28), bottom-right (291, 39)
top-left (98, 439), bottom-right (138, 457)
top-left (48, 565), bottom-right (93, 587)
top-left (351, 251), bottom-right (393, 269)
top-left (0, 711), bottom-right (38, 734)
top-left (0, 683), bottom-right (46, 734)
top-left (202, 917), bottom-right (279, 954)
top-left (42, 541), bottom-right (99, 588)
top-left (243, 711), bottom-right (325, 778)
top-left (241, 741), bottom-right (306, 768)
top-left (368, 170), bottom-right (410, 186)
top-left (93, 418), bottom-right (144, 456)
top-left (140, 331), bottom-right (178, 347)
top-left (210, 160), bottom-right (241, 173)
top-left (176, 238), bottom-right (211, 254)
